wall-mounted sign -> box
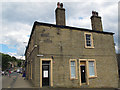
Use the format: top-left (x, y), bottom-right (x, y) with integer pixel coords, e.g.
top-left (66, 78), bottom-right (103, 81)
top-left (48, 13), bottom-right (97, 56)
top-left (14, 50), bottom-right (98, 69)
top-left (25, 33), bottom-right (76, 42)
top-left (83, 70), bottom-right (84, 72)
top-left (37, 54), bottom-right (44, 57)
top-left (44, 70), bottom-right (48, 78)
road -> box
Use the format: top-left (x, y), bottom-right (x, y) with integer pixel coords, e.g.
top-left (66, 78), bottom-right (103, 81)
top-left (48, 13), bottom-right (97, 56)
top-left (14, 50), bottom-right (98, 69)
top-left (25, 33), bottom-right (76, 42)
top-left (2, 72), bottom-right (19, 88)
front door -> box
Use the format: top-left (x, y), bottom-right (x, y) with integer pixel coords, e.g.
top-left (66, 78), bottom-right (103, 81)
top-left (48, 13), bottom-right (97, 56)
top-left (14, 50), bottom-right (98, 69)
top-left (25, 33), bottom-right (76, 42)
top-left (80, 63), bottom-right (86, 83)
top-left (80, 61), bottom-right (86, 83)
top-left (42, 61), bottom-right (50, 86)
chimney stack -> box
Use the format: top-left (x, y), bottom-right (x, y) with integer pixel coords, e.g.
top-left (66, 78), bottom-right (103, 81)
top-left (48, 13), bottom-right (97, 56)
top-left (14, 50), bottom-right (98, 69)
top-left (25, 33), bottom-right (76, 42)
top-left (90, 11), bottom-right (103, 31)
top-left (55, 2), bottom-right (66, 26)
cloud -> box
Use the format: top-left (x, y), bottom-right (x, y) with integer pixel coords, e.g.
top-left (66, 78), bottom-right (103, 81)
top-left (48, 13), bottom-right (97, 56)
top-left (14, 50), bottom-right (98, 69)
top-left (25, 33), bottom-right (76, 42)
top-left (1, 22), bottom-right (31, 58)
top-left (2, 2), bottom-right (56, 25)
top-left (0, 0), bottom-right (119, 2)
top-left (7, 52), bottom-right (25, 60)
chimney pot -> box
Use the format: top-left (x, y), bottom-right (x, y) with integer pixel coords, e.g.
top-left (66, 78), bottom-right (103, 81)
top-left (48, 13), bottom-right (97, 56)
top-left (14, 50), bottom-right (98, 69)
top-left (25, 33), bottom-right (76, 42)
top-left (55, 2), bottom-right (66, 26)
top-left (60, 3), bottom-right (63, 8)
top-left (92, 11), bottom-right (98, 16)
top-left (57, 2), bottom-right (60, 8)
top-left (91, 11), bottom-right (103, 31)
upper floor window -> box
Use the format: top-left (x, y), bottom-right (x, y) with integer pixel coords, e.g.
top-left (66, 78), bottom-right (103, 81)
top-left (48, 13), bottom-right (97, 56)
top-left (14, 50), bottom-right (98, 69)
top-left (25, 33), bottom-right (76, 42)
top-left (84, 32), bottom-right (94, 48)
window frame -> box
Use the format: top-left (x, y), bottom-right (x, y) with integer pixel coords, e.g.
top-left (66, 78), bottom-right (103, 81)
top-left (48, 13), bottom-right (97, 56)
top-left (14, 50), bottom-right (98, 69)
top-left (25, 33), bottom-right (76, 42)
top-left (84, 32), bottom-right (94, 48)
top-left (88, 59), bottom-right (97, 78)
top-left (69, 59), bottom-right (78, 80)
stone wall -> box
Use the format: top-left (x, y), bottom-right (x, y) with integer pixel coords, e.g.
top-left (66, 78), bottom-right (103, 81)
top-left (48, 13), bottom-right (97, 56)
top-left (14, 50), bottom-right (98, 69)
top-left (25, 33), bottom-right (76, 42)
top-left (27, 24), bottom-right (118, 88)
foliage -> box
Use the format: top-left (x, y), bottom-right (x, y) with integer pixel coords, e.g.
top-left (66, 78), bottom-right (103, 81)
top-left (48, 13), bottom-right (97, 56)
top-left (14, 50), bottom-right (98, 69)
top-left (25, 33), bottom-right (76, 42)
top-left (17, 60), bottom-right (22, 67)
top-left (0, 52), bottom-right (24, 71)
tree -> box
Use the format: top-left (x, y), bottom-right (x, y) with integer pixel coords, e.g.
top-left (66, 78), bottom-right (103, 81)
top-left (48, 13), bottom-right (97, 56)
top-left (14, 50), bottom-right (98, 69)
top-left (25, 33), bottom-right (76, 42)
top-left (0, 53), bottom-right (22, 70)
top-left (11, 56), bottom-right (17, 62)
top-left (2, 53), bottom-right (12, 70)
top-left (17, 60), bottom-right (22, 67)
top-left (1, 52), bottom-right (24, 70)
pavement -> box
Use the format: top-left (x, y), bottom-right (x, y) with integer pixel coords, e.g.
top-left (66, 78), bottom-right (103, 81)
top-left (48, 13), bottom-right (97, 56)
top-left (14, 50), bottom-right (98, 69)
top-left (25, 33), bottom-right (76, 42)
top-left (12, 74), bottom-right (33, 88)
top-left (2, 72), bottom-right (33, 89)
top-left (2, 73), bottom-right (17, 88)
top-left (1, 72), bottom-right (120, 90)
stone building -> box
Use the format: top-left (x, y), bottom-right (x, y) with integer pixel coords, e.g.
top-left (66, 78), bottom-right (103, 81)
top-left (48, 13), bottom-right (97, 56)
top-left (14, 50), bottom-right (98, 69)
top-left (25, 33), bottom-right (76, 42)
top-left (117, 54), bottom-right (120, 78)
top-left (25, 3), bottom-right (118, 88)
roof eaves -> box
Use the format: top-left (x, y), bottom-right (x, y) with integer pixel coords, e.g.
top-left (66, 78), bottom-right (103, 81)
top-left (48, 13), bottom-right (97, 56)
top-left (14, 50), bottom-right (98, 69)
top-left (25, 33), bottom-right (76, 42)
top-left (25, 22), bottom-right (37, 56)
top-left (34, 21), bottom-right (114, 35)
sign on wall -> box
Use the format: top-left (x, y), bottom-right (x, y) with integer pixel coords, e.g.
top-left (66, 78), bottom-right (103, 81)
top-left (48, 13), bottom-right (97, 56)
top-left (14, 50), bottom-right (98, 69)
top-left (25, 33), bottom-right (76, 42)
top-left (43, 70), bottom-right (48, 78)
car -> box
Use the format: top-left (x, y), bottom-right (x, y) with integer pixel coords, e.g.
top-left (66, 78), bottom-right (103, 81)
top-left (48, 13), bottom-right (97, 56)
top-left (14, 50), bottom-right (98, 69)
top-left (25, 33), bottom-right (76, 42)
top-left (2, 71), bottom-right (5, 75)
top-left (2, 71), bottom-right (8, 75)
top-left (11, 70), bottom-right (13, 73)
top-left (17, 69), bottom-right (20, 73)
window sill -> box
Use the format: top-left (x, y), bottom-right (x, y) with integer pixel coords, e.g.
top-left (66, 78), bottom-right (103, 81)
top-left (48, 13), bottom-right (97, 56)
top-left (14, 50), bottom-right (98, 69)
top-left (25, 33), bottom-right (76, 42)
top-left (89, 76), bottom-right (97, 78)
top-left (70, 78), bottom-right (78, 80)
top-left (85, 46), bottom-right (94, 49)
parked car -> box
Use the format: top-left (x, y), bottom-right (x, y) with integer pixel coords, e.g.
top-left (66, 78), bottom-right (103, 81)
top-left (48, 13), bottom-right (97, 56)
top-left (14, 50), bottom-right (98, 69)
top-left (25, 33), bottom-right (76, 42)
top-left (11, 70), bottom-right (13, 73)
top-left (17, 69), bottom-right (20, 73)
top-left (2, 71), bottom-right (4, 75)
top-left (2, 71), bottom-right (8, 75)
top-left (5, 71), bottom-right (8, 75)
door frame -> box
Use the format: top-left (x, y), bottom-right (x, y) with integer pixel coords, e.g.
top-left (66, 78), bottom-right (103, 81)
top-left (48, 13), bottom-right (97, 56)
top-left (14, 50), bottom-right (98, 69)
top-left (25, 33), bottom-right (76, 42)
top-left (40, 58), bottom-right (53, 88)
top-left (79, 59), bottom-right (89, 86)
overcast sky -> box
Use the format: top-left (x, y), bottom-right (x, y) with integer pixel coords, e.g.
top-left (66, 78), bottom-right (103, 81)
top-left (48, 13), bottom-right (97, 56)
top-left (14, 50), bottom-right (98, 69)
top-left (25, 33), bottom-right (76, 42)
top-left (0, 0), bottom-right (119, 59)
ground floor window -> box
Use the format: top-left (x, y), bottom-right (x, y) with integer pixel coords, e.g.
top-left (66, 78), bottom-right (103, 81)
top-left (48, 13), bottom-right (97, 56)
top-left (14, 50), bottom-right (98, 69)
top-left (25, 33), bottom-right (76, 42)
top-left (69, 59), bottom-right (97, 86)
top-left (69, 59), bottom-right (78, 79)
top-left (88, 59), bottom-right (97, 78)
top-left (71, 61), bottom-right (76, 78)
top-left (88, 61), bottom-right (95, 76)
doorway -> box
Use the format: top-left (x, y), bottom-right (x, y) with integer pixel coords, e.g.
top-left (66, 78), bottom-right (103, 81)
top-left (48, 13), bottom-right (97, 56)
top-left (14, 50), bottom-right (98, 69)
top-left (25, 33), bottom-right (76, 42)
top-left (42, 61), bottom-right (50, 86)
top-left (40, 58), bottom-right (53, 88)
top-left (80, 61), bottom-right (86, 84)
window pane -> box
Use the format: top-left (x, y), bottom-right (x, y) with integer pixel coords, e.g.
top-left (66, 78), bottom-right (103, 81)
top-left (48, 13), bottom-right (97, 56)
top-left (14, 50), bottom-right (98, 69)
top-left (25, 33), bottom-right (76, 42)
top-left (86, 34), bottom-right (91, 40)
top-left (89, 61), bottom-right (95, 76)
top-left (71, 61), bottom-right (76, 78)
top-left (87, 41), bottom-right (91, 46)
top-left (71, 66), bottom-right (76, 78)
top-left (87, 43), bottom-right (91, 46)
top-left (71, 61), bottom-right (75, 66)
top-left (86, 34), bottom-right (92, 47)
top-left (89, 61), bottom-right (94, 66)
